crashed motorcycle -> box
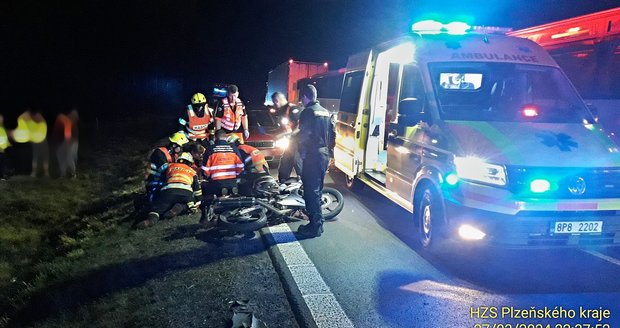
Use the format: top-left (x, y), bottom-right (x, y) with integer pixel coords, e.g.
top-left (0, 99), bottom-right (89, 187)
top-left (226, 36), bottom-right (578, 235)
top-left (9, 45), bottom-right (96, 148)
top-left (205, 175), bottom-right (344, 233)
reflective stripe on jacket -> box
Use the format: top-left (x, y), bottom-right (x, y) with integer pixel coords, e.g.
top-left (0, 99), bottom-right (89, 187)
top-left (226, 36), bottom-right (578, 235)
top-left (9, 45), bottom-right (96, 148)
top-left (162, 163), bottom-right (197, 191)
top-left (183, 106), bottom-right (212, 140)
top-left (216, 98), bottom-right (244, 131)
top-left (0, 127), bottom-right (10, 151)
top-left (202, 143), bottom-right (244, 180)
top-left (238, 144), bottom-right (266, 173)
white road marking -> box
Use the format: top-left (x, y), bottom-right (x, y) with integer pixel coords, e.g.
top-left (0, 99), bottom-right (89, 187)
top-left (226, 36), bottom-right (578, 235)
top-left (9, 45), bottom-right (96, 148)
top-left (268, 223), bottom-right (355, 328)
top-left (582, 249), bottom-right (620, 267)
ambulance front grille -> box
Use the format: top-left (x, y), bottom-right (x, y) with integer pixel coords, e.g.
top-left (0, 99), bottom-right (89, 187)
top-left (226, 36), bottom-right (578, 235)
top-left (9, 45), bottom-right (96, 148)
top-left (507, 166), bottom-right (620, 199)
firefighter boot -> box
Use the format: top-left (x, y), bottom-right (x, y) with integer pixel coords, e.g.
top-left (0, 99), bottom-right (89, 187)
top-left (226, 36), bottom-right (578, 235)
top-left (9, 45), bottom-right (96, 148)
top-left (162, 203), bottom-right (186, 220)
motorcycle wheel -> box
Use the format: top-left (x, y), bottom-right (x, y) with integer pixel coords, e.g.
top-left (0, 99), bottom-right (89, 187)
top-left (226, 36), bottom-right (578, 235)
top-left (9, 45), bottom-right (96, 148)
top-left (321, 187), bottom-right (344, 220)
top-left (218, 205), bottom-right (268, 233)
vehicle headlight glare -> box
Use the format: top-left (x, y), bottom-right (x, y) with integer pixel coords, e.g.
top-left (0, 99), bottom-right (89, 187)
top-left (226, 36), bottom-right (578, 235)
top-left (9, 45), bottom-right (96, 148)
top-left (275, 138), bottom-right (289, 150)
top-left (280, 117), bottom-right (290, 126)
top-left (458, 224), bottom-right (486, 240)
top-left (530, 179), bottom-right (551, 193)
top-left (453, 156), bottom-right (506, 186)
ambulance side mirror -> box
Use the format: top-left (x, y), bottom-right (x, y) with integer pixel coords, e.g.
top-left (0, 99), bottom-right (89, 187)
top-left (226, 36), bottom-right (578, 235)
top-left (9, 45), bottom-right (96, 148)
top-left (398, 98), bottom-right (429, 126)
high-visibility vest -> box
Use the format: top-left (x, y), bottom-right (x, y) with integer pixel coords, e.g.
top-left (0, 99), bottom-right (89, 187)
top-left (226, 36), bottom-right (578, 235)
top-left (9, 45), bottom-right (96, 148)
top-left (27, 114), bottom-right (47, 144)
top-left (13, 114), bottom-right (31, 143)
top-left (184, 106), bottom-right (212, 140)
top-left (202, 144), bottom-right (244, 180)
top-left (161, 163), bottom-right (196, 192)
top-left (55, 114), bottom-right (73, 141)
top-left (216, 98), bottom-right (245, 131)
top-left (0, 126), bottom-right (10, 151)
top-left (238, 144), bottom-right (267, 173)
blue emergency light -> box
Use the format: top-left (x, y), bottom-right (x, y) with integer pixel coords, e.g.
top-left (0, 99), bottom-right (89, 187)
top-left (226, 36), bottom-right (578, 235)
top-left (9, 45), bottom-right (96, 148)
top-left (412, 20), bottom-right (471, 35)
top-left (412, 19), bottom-right (512, 35)
top-left (213, 87), bottom-right (227, 97)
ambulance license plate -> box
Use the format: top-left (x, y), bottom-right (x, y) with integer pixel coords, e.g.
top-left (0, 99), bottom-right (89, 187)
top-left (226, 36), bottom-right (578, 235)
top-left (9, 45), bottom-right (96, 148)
top-left (551, 221), bottom-right (603, 234)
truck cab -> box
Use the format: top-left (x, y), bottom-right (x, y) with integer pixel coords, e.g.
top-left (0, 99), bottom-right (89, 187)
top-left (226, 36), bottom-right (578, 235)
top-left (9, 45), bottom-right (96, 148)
top-left (334, 21), bottom-right (620, 248)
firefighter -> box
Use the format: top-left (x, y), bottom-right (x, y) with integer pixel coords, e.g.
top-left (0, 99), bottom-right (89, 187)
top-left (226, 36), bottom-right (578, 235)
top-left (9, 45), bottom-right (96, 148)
top-left (139, 152), bottom-right (202, 228)
top-left (187, 142), bottom-right (206, 174)
top-left (0, 115), bottom-right (10, 180)
top-left (199, 129), bottom-right (245, 224)
top-left (272, 91), bottom-right (303, 182)
top-left (145, 132), bottom-right (189, 202)
top-left (226, 135), bottom-right (268, 174)
top-left (214, 85), bottom-right (249, 143)
top-left (296, 84), bottom-right (336, 238)
top-left (179, 93), bottom-right (213, 144)
top-left (227, 134), bottom-right (269, 195)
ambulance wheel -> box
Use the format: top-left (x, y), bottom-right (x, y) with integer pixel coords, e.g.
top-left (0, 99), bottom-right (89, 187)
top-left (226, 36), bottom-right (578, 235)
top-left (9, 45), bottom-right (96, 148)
top-left (345, 174), bottom-right (363, 191)
top-left (415, 186), bottom-right (444, 251)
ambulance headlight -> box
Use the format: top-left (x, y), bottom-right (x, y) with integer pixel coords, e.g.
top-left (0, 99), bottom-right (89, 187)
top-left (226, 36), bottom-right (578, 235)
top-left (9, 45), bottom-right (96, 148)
top-left (453, 156), bottom-right (506, 186)
top-left (275, 137), bottom-right (290, 150)
top-left (280, 117), bottom-right (290, 126)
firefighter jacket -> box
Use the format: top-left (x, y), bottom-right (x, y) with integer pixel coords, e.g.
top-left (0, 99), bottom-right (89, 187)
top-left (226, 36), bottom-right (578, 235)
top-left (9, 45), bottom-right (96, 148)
top-left (202, 140), bottom-right (245, 180)
top-left (146, 146), bottom-right (175, 189)
top-left (238, 144), bottom-right (267, 173)
top-left (161, 162), bottom-right (202, 198)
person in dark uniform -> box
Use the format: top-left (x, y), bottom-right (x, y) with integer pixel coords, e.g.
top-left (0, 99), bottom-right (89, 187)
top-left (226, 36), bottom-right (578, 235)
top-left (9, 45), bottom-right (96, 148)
top-left (272, 91), bottom-right (303, 182)
top-left (296, 84), bottom-right (336, 238)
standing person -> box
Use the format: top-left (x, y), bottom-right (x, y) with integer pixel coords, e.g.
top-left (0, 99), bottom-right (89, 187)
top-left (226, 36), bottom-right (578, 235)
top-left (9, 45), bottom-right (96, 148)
top-left (178, 93), bottom-right (213, 144)
top-left (27, 110), bottom-right (49, 177)
top-left (214, 85), bottom-right (249, 143)
top-left (0, 115), bottom-right (11, 180)
top-left (296, 85), bottom-right (336, 238)
top-left (53, 109), bottom-right (79, 178)
top-left (139, 152), bottom-right (203, 228)
top-left (272, 91), bottom-right (303, 182)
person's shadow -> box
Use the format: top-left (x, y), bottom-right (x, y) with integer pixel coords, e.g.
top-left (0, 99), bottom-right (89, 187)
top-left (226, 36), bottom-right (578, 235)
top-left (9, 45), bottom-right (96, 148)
top-left (9, 224), bottom-right (266, 326)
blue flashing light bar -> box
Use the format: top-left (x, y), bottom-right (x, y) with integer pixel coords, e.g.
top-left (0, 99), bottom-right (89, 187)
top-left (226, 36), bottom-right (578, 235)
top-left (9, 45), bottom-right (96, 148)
top-left (412, 19), bottom-right (512, 35)
top-left (412, 20), bottom-right (471, 35)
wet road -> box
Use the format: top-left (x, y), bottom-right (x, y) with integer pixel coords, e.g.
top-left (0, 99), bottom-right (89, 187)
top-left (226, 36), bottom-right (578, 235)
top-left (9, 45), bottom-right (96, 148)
top-left (275, 171), bottom-right (620, 328)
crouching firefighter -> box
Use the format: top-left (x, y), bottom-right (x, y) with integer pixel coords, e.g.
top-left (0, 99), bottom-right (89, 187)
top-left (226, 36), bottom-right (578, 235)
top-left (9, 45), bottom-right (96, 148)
top-left (199, 129), bottom-right (245, 226)
top-left (227, 134), bottom-right (269, 195)
top-left (139, 152), bottom-right (202, 228)
top-left (145, 132), bottom-right (189, 202)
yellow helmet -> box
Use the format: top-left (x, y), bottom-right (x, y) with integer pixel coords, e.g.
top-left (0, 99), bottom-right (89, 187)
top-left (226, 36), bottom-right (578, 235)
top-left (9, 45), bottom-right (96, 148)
top-left (226, 134), bottom-right (240, 144)
top-left (178, 152), bottom-right (194, 164)
top-left (191, 93), bottom-right (207, 105)
top-left (169, 132), bottom-right (189, 146)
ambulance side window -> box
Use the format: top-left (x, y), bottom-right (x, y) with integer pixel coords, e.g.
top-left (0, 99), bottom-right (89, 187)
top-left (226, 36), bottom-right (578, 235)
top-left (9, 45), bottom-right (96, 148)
top-left (395, 65), bottom-right (425, 123)
top-left (340, 71), bottom-right (365, 113)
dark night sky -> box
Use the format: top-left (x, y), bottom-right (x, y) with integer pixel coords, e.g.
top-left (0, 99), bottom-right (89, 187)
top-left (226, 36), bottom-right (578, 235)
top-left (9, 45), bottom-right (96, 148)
top-left (2, 0), bottom-right (619, 117)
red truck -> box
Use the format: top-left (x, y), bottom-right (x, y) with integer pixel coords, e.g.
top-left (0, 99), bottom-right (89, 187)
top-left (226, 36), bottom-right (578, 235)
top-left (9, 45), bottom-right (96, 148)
top-left (264, 60), bottom-right (328, 105)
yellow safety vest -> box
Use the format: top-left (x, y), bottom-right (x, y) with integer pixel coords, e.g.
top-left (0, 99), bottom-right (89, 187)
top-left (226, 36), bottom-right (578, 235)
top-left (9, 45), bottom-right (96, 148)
top-left (13, 115), bottom-right (30, 143)
top-left (27, 118), bottom-right (47, 144)
top-left (0, 126), bottom-right (10, 151)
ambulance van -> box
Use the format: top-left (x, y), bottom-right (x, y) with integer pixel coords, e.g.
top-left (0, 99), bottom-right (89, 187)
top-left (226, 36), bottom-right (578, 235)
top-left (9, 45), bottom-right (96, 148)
top-left (334, 20), bottom-right (620, 248)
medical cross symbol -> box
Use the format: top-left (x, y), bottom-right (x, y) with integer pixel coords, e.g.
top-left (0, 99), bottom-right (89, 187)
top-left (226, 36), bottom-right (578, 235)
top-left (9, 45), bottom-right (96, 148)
top-left (536, 131), bottom-right (578, 152)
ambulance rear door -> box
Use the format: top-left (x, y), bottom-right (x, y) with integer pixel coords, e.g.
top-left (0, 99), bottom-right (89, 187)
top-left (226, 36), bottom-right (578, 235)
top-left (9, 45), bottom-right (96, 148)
top-left (334, 49), bottom-right (374, 177)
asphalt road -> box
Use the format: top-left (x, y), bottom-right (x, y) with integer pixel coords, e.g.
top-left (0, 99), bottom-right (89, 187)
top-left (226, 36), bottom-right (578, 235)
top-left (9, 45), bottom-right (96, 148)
top-left (277, 170), bottom-right (620, 328)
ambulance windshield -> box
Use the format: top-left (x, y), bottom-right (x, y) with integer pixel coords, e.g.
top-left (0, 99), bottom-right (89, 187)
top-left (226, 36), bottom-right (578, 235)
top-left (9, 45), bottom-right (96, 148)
top-left (430, 62), bottom-right (594, 123)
